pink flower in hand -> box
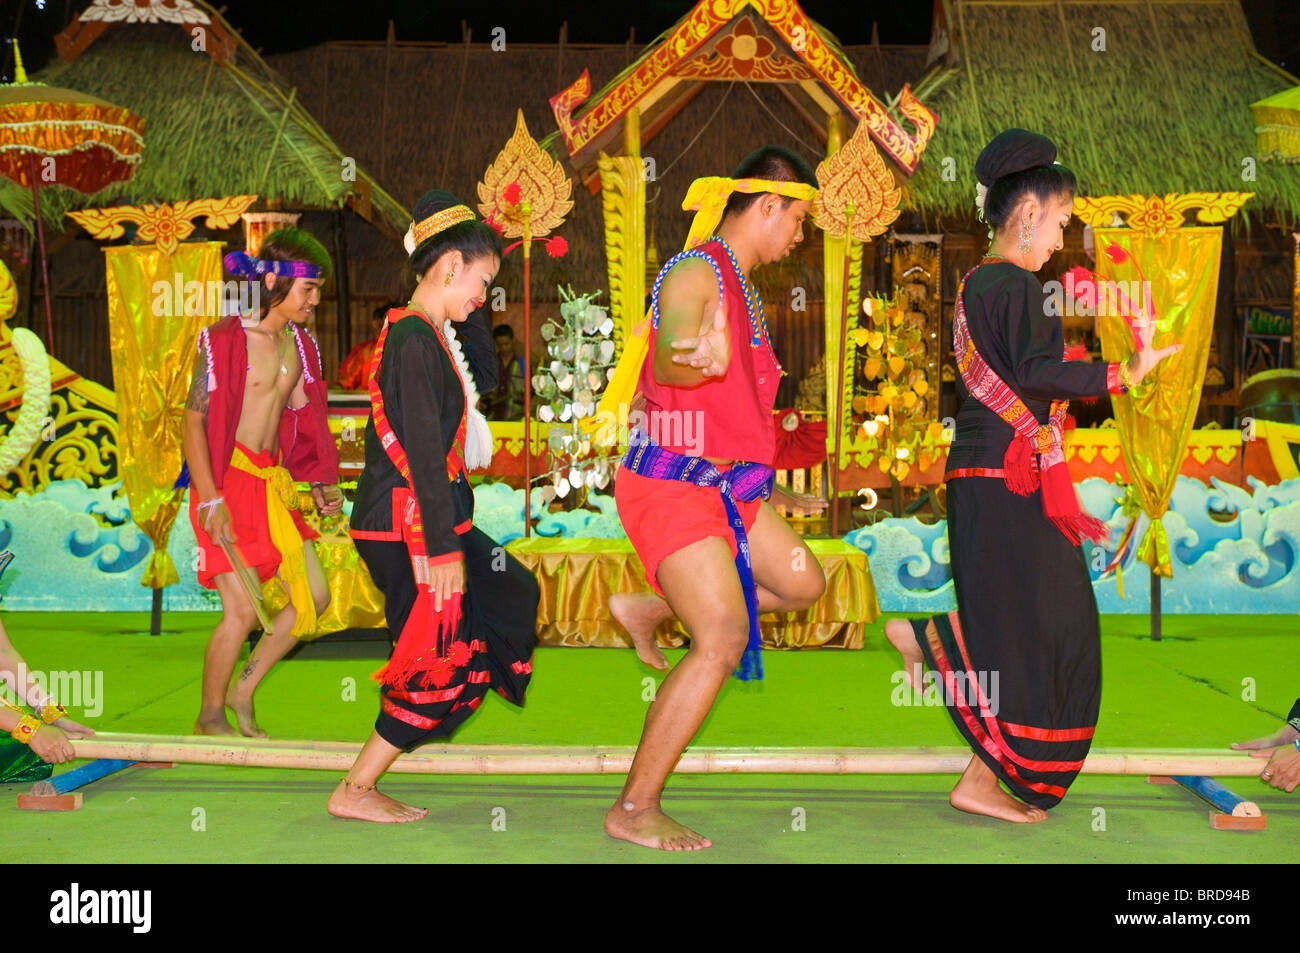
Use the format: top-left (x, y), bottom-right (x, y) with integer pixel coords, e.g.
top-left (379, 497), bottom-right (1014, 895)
top-left (1102, 241), bottom-right (1130, 265)
top-left (1064, 266), bottom-right (1098, 309)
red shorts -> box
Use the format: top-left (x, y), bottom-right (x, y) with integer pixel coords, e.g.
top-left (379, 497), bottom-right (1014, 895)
top-left (190, 442), bottom-right (317, 589)
top-left (614, 467), bottom-right (761, 597)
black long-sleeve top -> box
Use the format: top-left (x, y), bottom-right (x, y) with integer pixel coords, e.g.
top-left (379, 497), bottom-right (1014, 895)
top-left (946, 262), bottom-right (1114, 472)
top-left (350, 306), bottom-right (497, 558)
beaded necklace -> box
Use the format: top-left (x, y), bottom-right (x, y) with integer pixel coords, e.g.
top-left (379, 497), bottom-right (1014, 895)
top-left (714, 236), bottom-right (771, 351)
top-left (649, 238), bottom-right (781, 376)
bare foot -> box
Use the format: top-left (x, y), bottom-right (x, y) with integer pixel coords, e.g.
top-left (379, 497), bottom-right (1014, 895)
top-left (885, 618), bottom-right (925, 692)
top-left (327, 781), bottom-right (428, 823)
top-left (1231, 724), bottom-right (1300, 750)
top-left (604, 800), bottom-right (712, 850)
top-left (224, 687), bottom-right (269, 739)
top-left (949, 757), bottom-right (1048, 823)
top-left (610, 592), bottom-right (672, 670)
top-left (193, 711), bottom-right (239, 736)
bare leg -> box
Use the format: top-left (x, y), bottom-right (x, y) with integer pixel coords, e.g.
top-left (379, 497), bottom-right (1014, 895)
top-left (195, 572), bottom-right (255, 735)
top-left (610, 503), bottom-right (826, 671)
top-left (609, 593), bottom-right (672, 670)
top-left (604, 536), bottom-right (749, 851)
top-left (949, 754), bottom-right (1049, 823)
top-left (885, 619), bottom-right (925, 692)
top-left (226, 543), bottom-right (329, 737)
top-left (327, 731), bottom-right (429, 823)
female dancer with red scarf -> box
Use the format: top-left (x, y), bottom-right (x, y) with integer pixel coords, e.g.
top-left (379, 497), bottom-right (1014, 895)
top-left (886, 130), bottom-right (1181, 823)
top-left (329, 191), bottom-right (537, 823)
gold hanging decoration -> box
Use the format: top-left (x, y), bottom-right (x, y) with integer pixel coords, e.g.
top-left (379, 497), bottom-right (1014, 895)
top-left (812, 119), bottom-right (902, 242)
top-left (476, 110), bottom-right (573, 239)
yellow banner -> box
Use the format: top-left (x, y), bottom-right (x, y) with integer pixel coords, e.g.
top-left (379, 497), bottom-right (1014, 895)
top-left (104, 242), bottom-right (221, 589)
top-left (1095, 227), bottom-right (1221, 577)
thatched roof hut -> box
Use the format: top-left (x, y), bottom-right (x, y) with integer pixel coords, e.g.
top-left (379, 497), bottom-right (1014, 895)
top-left (904, 0), bottom-right (1300, 225)
top-left (0, 0), bottom-right (407, 237)
top-left (269, 32), bottom-right (929, 300)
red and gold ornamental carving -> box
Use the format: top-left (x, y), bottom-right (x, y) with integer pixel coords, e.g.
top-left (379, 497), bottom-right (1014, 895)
top-left (675, 14), bottom-right (813, 82)
top-left (67, 195), bottom-right (257, 255)
top-left (1073, 192), bottom-right (1253, 238)
top-left (549, 0), bottom-right (935, 172)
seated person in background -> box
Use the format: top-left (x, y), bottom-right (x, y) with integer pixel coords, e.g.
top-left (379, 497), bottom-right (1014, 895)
top-left (481, 324), bottom-right (526, 420)
top-left (1232, 698), bottom-right (1300, 793)
top-left (336, 302), bottom-right (403, 391)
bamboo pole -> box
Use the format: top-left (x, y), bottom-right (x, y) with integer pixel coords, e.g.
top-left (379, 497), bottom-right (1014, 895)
top-left (68, 737), bottom-right (1270, 778)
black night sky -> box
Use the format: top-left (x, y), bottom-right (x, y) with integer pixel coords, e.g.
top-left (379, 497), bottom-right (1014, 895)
top-left (7, 1), bottom-right (1296, 77)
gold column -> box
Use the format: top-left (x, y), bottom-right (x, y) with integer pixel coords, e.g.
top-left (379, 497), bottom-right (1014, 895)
top-left (822, 114), bottom-right (865, 469)
top-left (597, 106), bottom-right (646, 355)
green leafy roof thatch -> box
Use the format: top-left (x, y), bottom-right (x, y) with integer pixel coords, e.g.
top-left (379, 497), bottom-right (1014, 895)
top-left (903, 0), bottom-right (1300, 225)
top-left (0, 9), bottom-right (407, 236)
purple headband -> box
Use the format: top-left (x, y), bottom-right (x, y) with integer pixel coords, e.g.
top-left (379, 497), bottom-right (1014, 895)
top-left (224, 251), bottom-right (322, 279)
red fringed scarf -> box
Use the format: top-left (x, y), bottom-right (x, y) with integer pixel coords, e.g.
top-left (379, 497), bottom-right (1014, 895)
top-left (367, 308), bottom-right (471, 688)
top-left (954, 261), bottom-right (1109, 547)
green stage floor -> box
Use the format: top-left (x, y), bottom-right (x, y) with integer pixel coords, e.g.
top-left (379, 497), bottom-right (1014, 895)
top-left (1, 612), bottom-right (1296, 863)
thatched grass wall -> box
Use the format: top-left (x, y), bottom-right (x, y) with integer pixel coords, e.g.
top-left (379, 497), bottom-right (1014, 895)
top-left (264, 37), bottom-right (930, 398)
top-left (904, 0), bottom-right (1300, 225)
top-left (2, 19), bottom-right (406, 235)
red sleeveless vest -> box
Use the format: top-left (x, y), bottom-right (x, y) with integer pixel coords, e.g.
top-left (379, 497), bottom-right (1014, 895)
top-left (199, 314), bottom-right (339, 489)
top-left (637, 239), bottom-right (780, 466)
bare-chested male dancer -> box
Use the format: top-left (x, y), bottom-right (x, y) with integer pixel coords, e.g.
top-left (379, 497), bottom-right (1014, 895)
top-left (182, 228), bottom-right (342, 737)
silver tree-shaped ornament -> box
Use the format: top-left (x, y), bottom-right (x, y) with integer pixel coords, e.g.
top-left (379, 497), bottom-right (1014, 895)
top-left (532, 287), bottom-right (620, 507)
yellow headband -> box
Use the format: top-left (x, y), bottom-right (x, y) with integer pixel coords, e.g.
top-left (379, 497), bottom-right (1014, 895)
top-left (412, 205), bottom-right (475, 245)
top-left (681, 176), bottom-right (818, 248)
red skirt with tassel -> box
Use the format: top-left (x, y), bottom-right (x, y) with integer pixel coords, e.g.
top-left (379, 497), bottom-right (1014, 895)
top-left (355, 527), bottom-right (538, 751)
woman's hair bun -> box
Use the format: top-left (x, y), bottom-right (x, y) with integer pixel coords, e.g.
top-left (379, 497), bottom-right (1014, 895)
top-left (975, 129), bottom-right (1058, 186)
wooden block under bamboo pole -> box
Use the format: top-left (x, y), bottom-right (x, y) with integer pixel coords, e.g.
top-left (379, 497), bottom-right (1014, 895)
top-left (67, 737), bottom-right (1271, 778)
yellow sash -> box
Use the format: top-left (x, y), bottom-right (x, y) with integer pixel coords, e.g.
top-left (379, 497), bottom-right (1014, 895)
top-left (229, 446), bottom-right (316, 637)
top-left (592, 176), bottom-right (817, 441)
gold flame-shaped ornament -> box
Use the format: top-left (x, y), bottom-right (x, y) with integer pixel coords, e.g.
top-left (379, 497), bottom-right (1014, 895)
top-left (477, 110), bottom-right (574, 239)
top-left (812, 120), bottom-right (902, 242)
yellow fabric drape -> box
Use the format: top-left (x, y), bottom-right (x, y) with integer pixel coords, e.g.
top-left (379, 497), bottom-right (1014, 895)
top-left (593, 177), bottom-right (818, 439)
top-left (508, 537), bottom-right (877, 648)
top-left (292, 533), bottom-right (876, 648)
top-left (104, 242), bottom-right (220, 589)
top-left (1095, 227), bottom-right (1221, 577)
top-left (229, 447), bottom-right (317, 637)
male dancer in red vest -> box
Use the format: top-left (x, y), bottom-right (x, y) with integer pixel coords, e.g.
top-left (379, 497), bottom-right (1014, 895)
top-left (182, 228), bottom-right (342, 737)
top-left (606, 147), bottom-right (827, 850)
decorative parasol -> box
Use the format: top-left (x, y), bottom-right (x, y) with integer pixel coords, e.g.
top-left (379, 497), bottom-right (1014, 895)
top-left (1250, 84), bottom-right (1300, 163)
top-left (811, 118), bottom-right (900, 535)
top-left (477, 109), bottom-right (572, 536)
top-left (0, 40), bottom-right (145, 351)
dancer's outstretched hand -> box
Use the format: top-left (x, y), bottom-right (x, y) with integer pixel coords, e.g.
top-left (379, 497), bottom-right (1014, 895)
top-left (670, 304), bottom-right (730, 378)
top-left (1126, 315), bottom-right (1182, 386)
